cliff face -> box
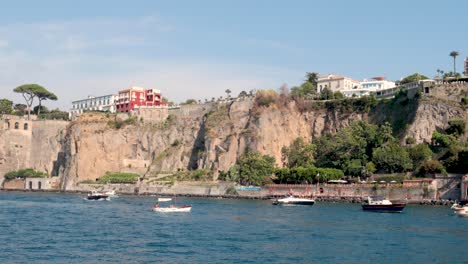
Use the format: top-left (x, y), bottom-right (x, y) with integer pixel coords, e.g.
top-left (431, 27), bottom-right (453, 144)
top-left (1, 90), bottom-right (466, 190)
top-left (0, 119), bottom-right (68, 186)
top-left (405, 100), bottom-right (466, 143)
top-left (54, 98), bottom-right (370, 189)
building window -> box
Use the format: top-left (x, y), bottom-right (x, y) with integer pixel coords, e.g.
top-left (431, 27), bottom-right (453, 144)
top-left (14, 122), bottom-right (19, 129)
top-left (38, 181), bottom-right (42, 190)
top-left (29, 181), bottom-right (32, 189)
top-left (24, 123), bottom-right (28, 130)
top-left (6, 121), bottom-right (10, 129)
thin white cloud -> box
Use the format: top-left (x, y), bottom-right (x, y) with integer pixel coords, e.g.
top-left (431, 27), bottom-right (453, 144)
top-left (0, 17), bottom-right (301, 110)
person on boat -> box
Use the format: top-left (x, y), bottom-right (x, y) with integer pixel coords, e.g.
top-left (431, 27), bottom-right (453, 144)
top-left (154, 203), bottom-right (160, 208)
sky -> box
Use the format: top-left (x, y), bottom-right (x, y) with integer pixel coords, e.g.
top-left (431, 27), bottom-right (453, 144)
top-left (0, 0), bottom-right (467, 109)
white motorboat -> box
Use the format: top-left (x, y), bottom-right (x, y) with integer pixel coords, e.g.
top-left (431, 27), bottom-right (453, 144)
top-left (454, 206), bottom-right (468, 217)
top-left (86, 191), bottom-right (110, 201)
top-left (273, 195), bottom-right (315, 205)
top-left (451, 201), bottom-right (468, 217)
top-left (361, 196), bottom-right (406, 212)
top-left (153, 205), bottom-right (192, 212)
top-left (158, 198), bottom-right (172, 202)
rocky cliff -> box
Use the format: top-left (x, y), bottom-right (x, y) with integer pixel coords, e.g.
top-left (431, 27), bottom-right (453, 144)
top-left (1, 87), bottom-right (466, 190)
top-left (0, 119), bottom-right (68, 186)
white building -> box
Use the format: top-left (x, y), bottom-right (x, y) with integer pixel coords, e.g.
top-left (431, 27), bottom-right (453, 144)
top-left (317, 74), bottom-right (360, 93)
top-left (342, 77), bottom-right (396, 98)
top-left (69, 94), bottom-right (118, 118)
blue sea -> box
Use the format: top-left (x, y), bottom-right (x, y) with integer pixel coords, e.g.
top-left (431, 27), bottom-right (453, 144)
top-left (0, 192), bottom-right (467, 264)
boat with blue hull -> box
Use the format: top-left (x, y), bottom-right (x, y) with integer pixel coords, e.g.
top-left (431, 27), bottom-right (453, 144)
top-left (362, 196), bottom-right (406, 213)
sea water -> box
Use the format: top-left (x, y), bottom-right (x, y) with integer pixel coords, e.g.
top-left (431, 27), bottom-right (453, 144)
top-left (0, 192), bottom-right (467, 264)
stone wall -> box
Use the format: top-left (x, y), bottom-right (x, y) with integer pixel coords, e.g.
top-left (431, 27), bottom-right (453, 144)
top-left (2, 179), bottom-right (25, 190)
top-left (242, 183), bottom-right (438, 201)
top-left (131, 107), bottom-right (169, 123)
top-left (24, 177), bottom-right (57, 190)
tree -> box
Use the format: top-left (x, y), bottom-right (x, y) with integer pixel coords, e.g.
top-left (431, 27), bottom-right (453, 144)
top-left (281, 138), bottom-right (316, 168)
top-left (0, 99), bottom-right (13, 115)
top-left (372, 143), bottom-right (412, 173)
top-left (400, 73), bottom-right (428, 84)
top-left (33, 105), bottom-right (49, 115)
top-left (333, 91), bottom-right (344, 99)
top-left (35, 87), bottom-right (57, 116)
top-left (238, 151), bottom-right (275, 186)
top-left (445, 118), bottom-right (465, 136)
top-left (416, 160), bottom-right (446, 177)
top-left (13, 84), bottom-right (45, 120)
top-left (449, 51), bottom-right (459, 74)
top-left (238, 91), bottom-right (248, 98)
top-left (225, 89), bottom-right (232, 98)
top-left (319, 87), bottom-right (334, 100)
top-left (181, 99), bottom-right (197, 105)
top-left (313, 121), bottom-right (393, 175)
top-left (305, 72), bottom-right (319, 87)
top-left (290, 81), bottom-right (316, 98)
top-left (12, 104), bottom-right (27, 116)
top-left (409, 144), bottom-right (433, 170)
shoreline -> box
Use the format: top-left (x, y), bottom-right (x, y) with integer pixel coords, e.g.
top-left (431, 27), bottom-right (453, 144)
top-left (0, 188), bottom-right (456, 206)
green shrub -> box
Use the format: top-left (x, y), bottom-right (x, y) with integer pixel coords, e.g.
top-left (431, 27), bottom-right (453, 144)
top-left (273, 166), bottom-right (344, 184)
top-left (97, 172), bottom-right (139, 184)
top-left (107, 116), bottom-right (137, 129)
top-left (4, 168), bottom-right (47, 181)
top-left (462, 97), bottom-right (468, 105)
top-left (254, 90), bottom-right (279, 107)
top-left (431, 131), bottom-right (456, 148)
top-left (446, 118), bottom-right (466, 136)
top-left (416, 160), bottom-right (446, 177)
top-left (406, 137), bottom-right (416, 145)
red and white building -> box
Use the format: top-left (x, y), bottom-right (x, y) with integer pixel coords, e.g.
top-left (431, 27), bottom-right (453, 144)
top-left (116, 86), bottom-right (166, 112)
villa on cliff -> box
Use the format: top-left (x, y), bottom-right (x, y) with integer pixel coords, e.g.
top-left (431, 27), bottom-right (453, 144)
top-left (69, 86), bottom-right (167, 119)
top-left (317, 73), bottom-right (438, 99)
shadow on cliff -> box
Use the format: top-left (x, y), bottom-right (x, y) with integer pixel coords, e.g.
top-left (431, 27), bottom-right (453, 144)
top-left (368, 91), bottom-right (420, 139)
top-left (188, 115), bottom-right (207, 170)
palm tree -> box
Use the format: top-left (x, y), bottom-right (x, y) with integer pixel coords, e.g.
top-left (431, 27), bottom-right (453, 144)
top-left (436, 69), bottom-right (441, 77)
top-left (449, 51), bottom-right (459, 74)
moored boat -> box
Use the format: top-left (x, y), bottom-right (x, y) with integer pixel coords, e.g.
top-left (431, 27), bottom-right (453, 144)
top-left (454, 206), bottom-right (468, 217)
top-left (153, 204), bottom-right (192, 212)
top-left (273, 195), bottom-right (315, 206)
top-left (362, 196), bottom-right (405, 212)
top-left (86, 191), bottom-right (110, 201)
top-left (158, 198), bottom-right (172, 202)
top-left (451, 201), bottom-right (468, 217)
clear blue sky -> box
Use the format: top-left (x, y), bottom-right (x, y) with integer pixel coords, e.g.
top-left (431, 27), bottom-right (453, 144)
top-left (0, 0), bottom-right (467, 109)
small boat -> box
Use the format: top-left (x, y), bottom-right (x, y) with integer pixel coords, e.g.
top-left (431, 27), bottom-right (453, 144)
top-left (86, 191), bottom-right (110, 201)
top-left (454, 206), bottom-right (468, 217)
top-left (273, 195), bottom-right (315, 206)
top-left (451, 201), bottom-right (468, 217)
top-left (362, 196), bottom-right (405, 212)
top-left (153, 193), bottom-right (191, 213)
top-left (153, 204), bottom-right (192, 213)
